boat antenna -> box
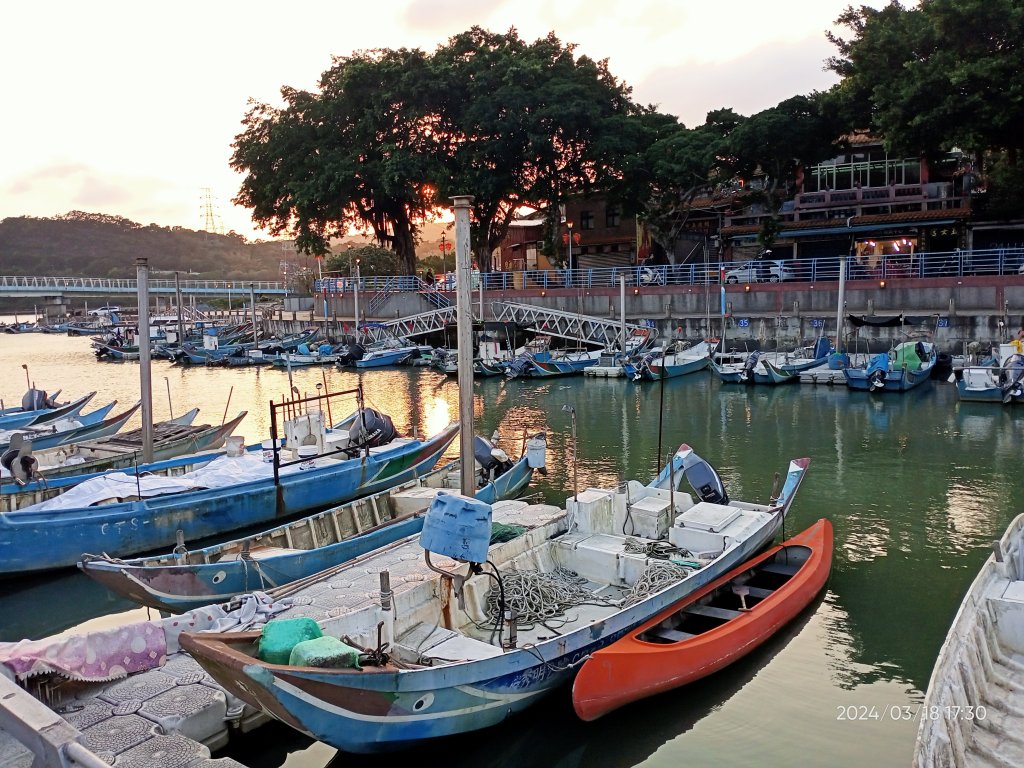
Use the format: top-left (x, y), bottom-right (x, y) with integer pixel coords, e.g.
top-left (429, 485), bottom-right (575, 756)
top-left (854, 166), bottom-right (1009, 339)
top-left (21, 364), bottom-right (30, 391)
top-left (656, 358), bottom-right (666, 480)
top-left (562, 404), bottom-right (578, 504)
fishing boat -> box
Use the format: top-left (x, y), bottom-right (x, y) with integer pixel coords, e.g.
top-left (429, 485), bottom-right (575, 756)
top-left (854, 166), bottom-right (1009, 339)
top-left (711, 337), bottom-right (831, 385)
top-left (584, 328), bottom-right (658, 378)
top-left (623, 340), bottom-right (713, 381)
top-left (180, 444), bottom-right (810, 753)
top-left (0, 406), bottom-right (460, 575)
top-left (0, 401), bottom-right (125, 455)
top-left (0, 410), bottom-right (245, 489)
top-left (571, 517), bottom-right (833, 721)
top-left (271, 343), bottom-right (343, 368)
top-left (528, 348), bottom-right (603, 377)
top-left (913, 513), bottom-right (1024, 767)
top-left (353, 342), bottom-right (419, 369)
top-left (0, 391), bottom-right (96, 431)
top-left (955, 342), bottom-right (1024, 404)
top-left (78, 433), bottom-right (545, 613)
top-left (843, 340), bottom-right (937, 392)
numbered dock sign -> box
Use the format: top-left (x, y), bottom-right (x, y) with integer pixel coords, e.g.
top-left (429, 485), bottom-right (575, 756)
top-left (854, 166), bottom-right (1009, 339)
top-left (937, 317), bottom-right (949, 328)
top-left (737, 318), bottom-right (749, 327)
top-left (811, 318), bottom-right (824, 328)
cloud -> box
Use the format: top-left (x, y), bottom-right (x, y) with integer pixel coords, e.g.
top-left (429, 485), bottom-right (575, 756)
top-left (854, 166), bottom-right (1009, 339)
top-left (635, 34), bottom-right (841, 126)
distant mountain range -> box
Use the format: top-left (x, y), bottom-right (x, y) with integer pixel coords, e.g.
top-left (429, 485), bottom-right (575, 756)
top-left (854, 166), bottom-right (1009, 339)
top-left (0, 212), bottom-right (455, 280)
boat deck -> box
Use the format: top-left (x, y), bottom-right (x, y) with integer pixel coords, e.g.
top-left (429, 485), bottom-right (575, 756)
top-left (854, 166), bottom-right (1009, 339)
top-left (914, 515), bottom-right (1024, 767)
top-left (0, 499), bottom-right (565, 767)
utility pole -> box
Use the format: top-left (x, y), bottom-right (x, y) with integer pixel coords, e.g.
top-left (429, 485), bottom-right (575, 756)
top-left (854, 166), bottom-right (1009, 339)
top-left (453, 195), bottom-right (476, 497)
top-left (136, 258), bottom-right (154, 462)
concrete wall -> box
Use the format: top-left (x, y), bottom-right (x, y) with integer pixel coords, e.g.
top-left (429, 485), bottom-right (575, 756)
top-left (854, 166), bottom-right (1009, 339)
top-left (269, 275), bottom-right (1024, 351)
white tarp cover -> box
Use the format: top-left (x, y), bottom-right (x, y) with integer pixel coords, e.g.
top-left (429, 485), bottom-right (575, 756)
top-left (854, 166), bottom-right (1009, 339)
top-left (22, 451), bottom-right (321, 512)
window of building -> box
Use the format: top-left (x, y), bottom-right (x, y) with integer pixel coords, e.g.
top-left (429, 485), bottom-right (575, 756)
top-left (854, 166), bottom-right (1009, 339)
top-left (580, 211), bottom-right (594, 230)
top-left (606, 206), bottom-right (620, 228)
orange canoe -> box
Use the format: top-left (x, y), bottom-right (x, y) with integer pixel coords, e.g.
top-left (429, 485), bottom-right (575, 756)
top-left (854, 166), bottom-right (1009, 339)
top-left (572, 518), bottom-right (833, 721)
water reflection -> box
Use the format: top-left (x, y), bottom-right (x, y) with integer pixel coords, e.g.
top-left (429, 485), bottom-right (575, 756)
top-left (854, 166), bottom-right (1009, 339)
top-left (4, 332), bottom-right (1024, 765)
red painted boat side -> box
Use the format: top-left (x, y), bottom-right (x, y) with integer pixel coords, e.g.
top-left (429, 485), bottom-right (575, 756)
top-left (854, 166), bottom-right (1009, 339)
top-left (571, 518), bottom-right (833, 721)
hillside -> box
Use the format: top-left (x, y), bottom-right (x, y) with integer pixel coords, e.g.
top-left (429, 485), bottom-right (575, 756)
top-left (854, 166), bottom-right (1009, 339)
top-left (0, 213), bottom-right (456, 282)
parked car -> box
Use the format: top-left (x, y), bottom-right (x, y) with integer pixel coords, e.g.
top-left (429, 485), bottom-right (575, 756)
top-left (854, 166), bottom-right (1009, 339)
top-left (87, 305), bottom-right (121, 316)
top-left (724, 260), bottom-right (795, 283)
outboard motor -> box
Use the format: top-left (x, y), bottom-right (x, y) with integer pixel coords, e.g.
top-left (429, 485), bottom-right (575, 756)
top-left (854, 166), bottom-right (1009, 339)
top-left (353, 408), bottom-right (397, 449)
top-left (739, 351), bottom-right (760, 384)
top-left (338, 343), bottom-right (366, 366)
top-left (505, 354), bottom-right (532, 379)
top-left (865, 353), bottom-right (890, 391)
top-left (1000, 354), bottom-right (1024, 402)
top-left (681, 449), bottom-right (729, 505)
top-left (473, 435), bottom-right (513, 484)
top-left (21, 388), bottom-right (49, 411)
top-left (0, 435), bottom-right (38, 486)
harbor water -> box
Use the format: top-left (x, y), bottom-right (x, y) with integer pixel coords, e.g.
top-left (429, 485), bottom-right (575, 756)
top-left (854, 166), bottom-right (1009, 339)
top-left (1, 328), bottom-right (1022, 767)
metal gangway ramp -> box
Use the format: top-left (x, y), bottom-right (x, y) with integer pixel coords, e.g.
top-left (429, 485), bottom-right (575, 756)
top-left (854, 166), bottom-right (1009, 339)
top-left (360, 306), bottom-right (457, 341)
top-left (493, 301), bottom-right (644, 347)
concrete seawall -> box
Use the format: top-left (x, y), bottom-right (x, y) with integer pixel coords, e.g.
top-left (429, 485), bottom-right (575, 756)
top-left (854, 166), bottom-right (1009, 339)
top-left (265, 275), bottom-right (1024, 351)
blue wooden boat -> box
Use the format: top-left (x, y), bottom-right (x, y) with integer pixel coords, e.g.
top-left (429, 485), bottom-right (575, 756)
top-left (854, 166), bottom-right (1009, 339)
top-left (624, 341), bottom-right (713, 381)
top-left (711, 337), bottom-right (831, 385)
top-left (78, 436), bottom-right (543, 613)
top-left (844, 340), bottom-right (936, 392)
top-left (528, 349), bottom-right (603, 377)
top-left (0, 401), bottom-right (123, 454)
top-left (0, 391), bottom-right (96, 431)
top-left (354, 346), bottom-right (417, 368)
top-left (0, 409), bottom-right (245, 492)
top-left (0, 419), bottom-right (460, 575)
top-left (180, 444), bottom-right (810, 754)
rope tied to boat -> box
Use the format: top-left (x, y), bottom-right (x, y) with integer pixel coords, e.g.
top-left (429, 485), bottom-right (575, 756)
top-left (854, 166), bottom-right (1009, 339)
top-left (482, 567), bottom-right (616, 629)
top-left (619, 560), bottom-right (691, 608)
top-left (622, 537), bottom-right (690, 560)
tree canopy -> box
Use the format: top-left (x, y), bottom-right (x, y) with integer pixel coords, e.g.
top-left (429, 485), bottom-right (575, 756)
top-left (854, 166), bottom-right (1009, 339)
top-left (826, 0), bottom-right (1024, 160)
top-left (231, 27), bottom-right (646, 273)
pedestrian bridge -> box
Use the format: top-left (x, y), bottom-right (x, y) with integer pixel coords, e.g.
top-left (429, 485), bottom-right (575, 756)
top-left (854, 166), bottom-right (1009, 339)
top-left (0, 275), bottom-right (287, 299)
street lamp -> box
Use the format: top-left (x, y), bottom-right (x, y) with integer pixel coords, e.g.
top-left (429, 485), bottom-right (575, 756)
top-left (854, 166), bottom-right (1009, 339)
top-left (315, 255), bottom-right (327, 320)
top-left (562, 222), bottom-right (580, 287)
top-left (439, 233), bottom-right (453, 288)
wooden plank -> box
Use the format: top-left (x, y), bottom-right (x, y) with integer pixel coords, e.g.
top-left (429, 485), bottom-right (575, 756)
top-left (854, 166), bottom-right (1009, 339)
top-left (737, 585), bottom-right (774, 599)
top-left (683, 604), bottom-right (744, 621)
top-left (647, 626), bottom-right (695, 642)
top-left (759, 562), bottom-right (800, 577)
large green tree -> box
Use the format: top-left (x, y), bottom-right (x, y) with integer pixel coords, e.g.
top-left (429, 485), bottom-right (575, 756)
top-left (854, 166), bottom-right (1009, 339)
top-left (723, 94), bottom-right (840, 249)
top-left (826, 0), bottom-right (1024, 161)
top-left (231, 48), bottom-right (438, 274)
top-left (428, 27), bottom-right (643, 271)
top-left (232, 27), bottom-right (646, 275)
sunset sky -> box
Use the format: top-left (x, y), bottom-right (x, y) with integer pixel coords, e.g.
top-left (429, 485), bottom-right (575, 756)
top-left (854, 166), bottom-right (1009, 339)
top-left (2, 0), bottom-right (891, 242)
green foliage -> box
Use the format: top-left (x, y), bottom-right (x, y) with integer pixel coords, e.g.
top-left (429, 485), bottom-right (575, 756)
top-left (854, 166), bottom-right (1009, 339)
top-left (0, 214), bottom-right (289, 279)
top-left (323, 244), bottom-right (400, 276)
top-left (826, 0), bottom-right (1024, 157)
top-left (975, 155), bottom-right (1024, 221)
top-left (232, 26), bottom-right (645, 274)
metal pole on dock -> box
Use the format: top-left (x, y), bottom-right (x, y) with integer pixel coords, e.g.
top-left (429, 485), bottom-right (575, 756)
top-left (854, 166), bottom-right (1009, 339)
top-left (353, 264), bottom-right (361, 339)
top-left (452, 195), bottom-right (476, 497)
top-left (619, 275), bottom-right (626, 350)
top-left (135, 257), bottom-right (154, 462)
top-left (836, 258), bottom-right (847, 352)
top-left (250, 284), bottom-right (258, 351)
top-left (174, 271), bottom-right (185, 349)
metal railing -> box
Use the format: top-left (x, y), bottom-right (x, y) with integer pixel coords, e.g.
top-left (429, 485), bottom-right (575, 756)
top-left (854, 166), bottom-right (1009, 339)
top-left (312, 247), bottom-right (1024, 295)
top-left (0, 275), bottom-right (287, 294)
